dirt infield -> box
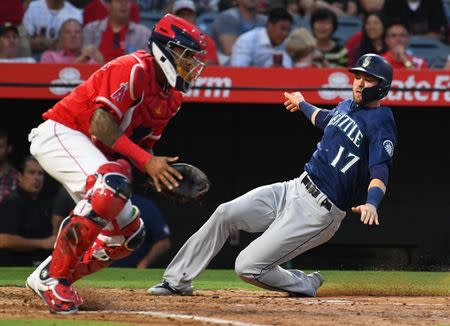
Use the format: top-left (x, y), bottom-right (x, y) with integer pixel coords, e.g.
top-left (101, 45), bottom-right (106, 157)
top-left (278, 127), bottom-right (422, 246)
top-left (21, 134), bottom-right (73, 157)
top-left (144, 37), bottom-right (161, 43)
top-left (1, 287), bottom-right (449, 326)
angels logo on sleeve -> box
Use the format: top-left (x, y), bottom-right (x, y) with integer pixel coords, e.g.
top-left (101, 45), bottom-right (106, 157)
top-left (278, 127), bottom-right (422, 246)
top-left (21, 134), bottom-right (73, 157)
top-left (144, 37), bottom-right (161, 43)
top-left (111, 82), bottom-right (129, 103)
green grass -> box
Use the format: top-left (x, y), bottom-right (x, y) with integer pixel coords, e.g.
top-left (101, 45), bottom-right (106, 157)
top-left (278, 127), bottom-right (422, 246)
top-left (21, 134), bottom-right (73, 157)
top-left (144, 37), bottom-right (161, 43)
top-left (0, 267), bottom-right (449, 295)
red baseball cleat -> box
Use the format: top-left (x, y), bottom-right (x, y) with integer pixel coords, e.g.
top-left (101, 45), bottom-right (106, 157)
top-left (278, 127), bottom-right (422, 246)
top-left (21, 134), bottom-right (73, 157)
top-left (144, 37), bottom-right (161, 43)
top-left (25, 256), bottom-right (81, 314)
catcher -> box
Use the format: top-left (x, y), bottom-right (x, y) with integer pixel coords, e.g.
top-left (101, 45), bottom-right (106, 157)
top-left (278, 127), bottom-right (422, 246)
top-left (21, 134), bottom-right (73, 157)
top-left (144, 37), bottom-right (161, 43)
top-left (25, 14), bottom-right (208, 314)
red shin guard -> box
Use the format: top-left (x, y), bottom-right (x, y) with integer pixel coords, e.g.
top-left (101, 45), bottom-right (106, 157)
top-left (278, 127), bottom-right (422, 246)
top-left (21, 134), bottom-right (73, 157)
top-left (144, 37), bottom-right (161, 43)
top-left (49, 216), bottom-right (103, 279)
top-left (70, 217), bottom-right (144, 283)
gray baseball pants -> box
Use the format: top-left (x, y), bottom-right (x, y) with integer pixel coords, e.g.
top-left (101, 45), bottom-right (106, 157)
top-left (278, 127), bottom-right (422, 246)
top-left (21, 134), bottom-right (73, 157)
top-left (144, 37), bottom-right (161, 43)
top-left (163, 172), bottom-right (346, 295)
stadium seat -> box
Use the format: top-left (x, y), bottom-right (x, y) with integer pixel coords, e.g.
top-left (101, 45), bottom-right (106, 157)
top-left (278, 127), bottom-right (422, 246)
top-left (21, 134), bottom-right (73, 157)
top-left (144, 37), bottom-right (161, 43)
top-left (140, 10), bottom-right (164, 30)
top-left (196, 12), bottom-right (218, 35)
top-left (334, 15), bottom-right (362, 45)
top-left (408, 36), bottom-right (450, 68)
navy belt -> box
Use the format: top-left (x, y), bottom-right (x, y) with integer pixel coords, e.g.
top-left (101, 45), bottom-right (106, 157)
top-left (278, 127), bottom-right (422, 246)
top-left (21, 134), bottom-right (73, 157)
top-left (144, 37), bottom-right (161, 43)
top-left (301, 175), bottom-right (332, 212)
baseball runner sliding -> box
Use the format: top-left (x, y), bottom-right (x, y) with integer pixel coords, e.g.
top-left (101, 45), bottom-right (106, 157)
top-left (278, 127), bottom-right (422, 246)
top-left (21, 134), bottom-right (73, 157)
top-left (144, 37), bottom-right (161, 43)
top-left (149, 54), bottom-right (397, 297)
top-left (25, 14), bottom-right (208, 314)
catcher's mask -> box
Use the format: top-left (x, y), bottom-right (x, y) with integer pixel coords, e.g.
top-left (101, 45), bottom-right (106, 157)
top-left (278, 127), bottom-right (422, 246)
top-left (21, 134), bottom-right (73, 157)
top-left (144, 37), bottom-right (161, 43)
top-left (149, 14), bottom-right (207, 93)
top-left (349, 53), bottom-right (393, 102)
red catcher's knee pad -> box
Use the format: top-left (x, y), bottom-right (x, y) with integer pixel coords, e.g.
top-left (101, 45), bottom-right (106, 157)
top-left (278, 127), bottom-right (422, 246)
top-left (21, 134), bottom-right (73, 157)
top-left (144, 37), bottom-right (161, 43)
top-left (88, 160), bottom-right (132, 221)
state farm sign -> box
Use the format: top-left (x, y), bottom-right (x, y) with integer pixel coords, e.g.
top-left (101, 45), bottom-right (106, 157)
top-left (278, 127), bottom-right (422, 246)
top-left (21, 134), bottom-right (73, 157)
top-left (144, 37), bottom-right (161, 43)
top-left (387, 74), bottom-right (450, 102)
top-left (316, 72), bottom-right (450, 105)
top-left (187, 76), bottom-right (232, 98)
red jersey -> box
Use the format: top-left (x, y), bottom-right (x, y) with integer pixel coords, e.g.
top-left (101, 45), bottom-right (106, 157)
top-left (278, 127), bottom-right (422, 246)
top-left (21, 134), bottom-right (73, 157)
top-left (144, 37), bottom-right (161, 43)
top-left (83, 0), bottom-right (140, 25)
top-left (43, 51), bottom-right (182, 156)
top-left (383, 50), bottom-right (428, 69)
top-left (99, 23), bottom-right (129, 63)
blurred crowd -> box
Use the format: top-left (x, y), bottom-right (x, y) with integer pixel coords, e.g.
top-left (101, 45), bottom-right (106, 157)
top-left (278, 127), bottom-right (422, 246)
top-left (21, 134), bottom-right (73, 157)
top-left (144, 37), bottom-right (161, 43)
top-left (0, 0), bottom-right (449, 69)
top-left (0, 129), bottom-right (172, 268)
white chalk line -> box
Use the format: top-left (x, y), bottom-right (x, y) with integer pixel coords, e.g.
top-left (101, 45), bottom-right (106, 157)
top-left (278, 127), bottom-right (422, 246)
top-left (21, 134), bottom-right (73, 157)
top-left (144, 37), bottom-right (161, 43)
top-left (81, 310), bottom-right (273, 326)
top-left (312, 299), bottom-right (448, 307)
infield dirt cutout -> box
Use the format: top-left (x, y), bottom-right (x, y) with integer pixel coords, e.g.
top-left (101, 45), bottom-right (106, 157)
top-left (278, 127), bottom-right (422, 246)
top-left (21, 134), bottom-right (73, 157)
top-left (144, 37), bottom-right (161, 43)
top-left (1, 287), bottom-right (449, 325)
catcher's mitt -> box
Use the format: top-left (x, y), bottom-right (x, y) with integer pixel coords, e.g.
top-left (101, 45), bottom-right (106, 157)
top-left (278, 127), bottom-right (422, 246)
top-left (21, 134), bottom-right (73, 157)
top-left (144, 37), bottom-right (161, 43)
top-left (147, 163), bottom-right (210, 204)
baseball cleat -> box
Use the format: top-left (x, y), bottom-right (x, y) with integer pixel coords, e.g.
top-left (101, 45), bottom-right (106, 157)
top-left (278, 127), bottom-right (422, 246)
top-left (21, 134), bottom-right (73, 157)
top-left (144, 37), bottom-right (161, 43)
top-left (288, 271), bottom-right (325, 297)
top-left (147, 281), bottom-right (193, 296)
top-left (309, 271), bottom-right (324, 289)
top-left (26, 256), bottom-right (80, 314)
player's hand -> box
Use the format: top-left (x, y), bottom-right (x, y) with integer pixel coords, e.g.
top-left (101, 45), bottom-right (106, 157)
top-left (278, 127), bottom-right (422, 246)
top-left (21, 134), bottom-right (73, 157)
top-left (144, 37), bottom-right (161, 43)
top-left (352, 204), bottom-right (379, 225)
top-left (145, 156), bottom-right (183, 192)
top-left (283, 92), bottom-right (305, 112)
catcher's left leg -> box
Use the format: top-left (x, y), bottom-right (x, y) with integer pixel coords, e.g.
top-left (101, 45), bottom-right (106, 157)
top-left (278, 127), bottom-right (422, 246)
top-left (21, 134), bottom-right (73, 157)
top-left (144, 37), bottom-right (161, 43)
top-left (26, 160), bottom-right (133, 314)
top-left (69, 206), bottom-right (145, 283)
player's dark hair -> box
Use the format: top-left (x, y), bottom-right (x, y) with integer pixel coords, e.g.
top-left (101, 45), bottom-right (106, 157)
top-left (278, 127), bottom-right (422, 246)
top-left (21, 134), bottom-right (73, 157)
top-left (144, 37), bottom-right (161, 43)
top-left (385, 18), bottom-right (410, 34)
top-left (310, 8), bottom-right (338, 33)
top-left (267, 8), bottom-right (293, 25)
top-left (18, 155), bottom-right (38, 174)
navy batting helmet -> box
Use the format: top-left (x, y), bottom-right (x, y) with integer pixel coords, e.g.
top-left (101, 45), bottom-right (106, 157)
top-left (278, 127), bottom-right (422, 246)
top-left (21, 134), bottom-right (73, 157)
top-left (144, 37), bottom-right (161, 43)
top-left (349, 53), bottom-right (393, 102)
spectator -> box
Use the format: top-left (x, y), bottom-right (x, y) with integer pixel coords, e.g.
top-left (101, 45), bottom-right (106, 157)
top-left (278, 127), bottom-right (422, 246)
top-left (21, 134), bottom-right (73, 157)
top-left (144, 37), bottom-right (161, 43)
top-left (285, 27), bottom-right (318, 67)
top-left (310, 7), bottom-right (348, 67)
top-left (136, 0), bottom-right (168, 11)
top-left (0, 156), bottom-right (55, 267)
top-left (382, 0), bottom-right (448, 41)
top-left (41, 19), bottom-right (104, 64)
top-left (0, 0), bottom-right (24, 26)
top-left (67, 0), bottom-right (91, 9)
top-left (23, 0), bottom-right (83, 54)
top-left (83, 0), bottom-right (141, 25)
top-left (297, 0), bottom-right (316, 17)
top-left (286, 0), bottom-right (311, 30)
top-left (217, 0), bottom-right (235, 12)
top-left (0, 22), bottom-right (36, 63)
top-left (445, 54), bottom-right (450, 70)
top-left (383, 20), bottom-right (428, 69)
top-left (83, 0), bottom-right (151, 63)
top-left (211, 0), bottom-right (267, 61)
top-left (51, 186), bottom-right (75, 235)
top-left (0, 129), bottom-right (18, 204)
top-left (230, 8), bottom-right (293, 67)
top-left (356, 0), bottom-right (384, 17)
top-left (349, 12), bottom-right (386, 66)
top-left (314, 0), bottom-right (358, 16)
top-left (112, 194), bottom-right (171, 268)
top-left (172, 0), bottom-right (219, 65)
top-left (0, 0), bottom-right (32, 58)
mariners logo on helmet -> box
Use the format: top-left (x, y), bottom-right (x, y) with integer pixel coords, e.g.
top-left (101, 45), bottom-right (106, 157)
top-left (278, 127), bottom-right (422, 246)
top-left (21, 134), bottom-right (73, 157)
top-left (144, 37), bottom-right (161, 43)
top-left (362, 56), bottom-right (371, 68)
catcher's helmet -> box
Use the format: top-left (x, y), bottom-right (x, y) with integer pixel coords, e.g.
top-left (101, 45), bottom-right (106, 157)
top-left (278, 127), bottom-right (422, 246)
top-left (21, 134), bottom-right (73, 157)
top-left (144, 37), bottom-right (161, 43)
top-left (349, 53), bottom-right (393, 102)
top-left (149, 14), bottom-right (206, 93)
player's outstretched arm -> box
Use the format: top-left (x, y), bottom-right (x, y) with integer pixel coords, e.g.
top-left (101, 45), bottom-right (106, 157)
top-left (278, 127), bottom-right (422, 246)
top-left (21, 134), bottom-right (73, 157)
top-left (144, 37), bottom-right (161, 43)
top-left (351, 178), bottom-right (386, 226)
top-left (283, 92), bottom-right (322, 126)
